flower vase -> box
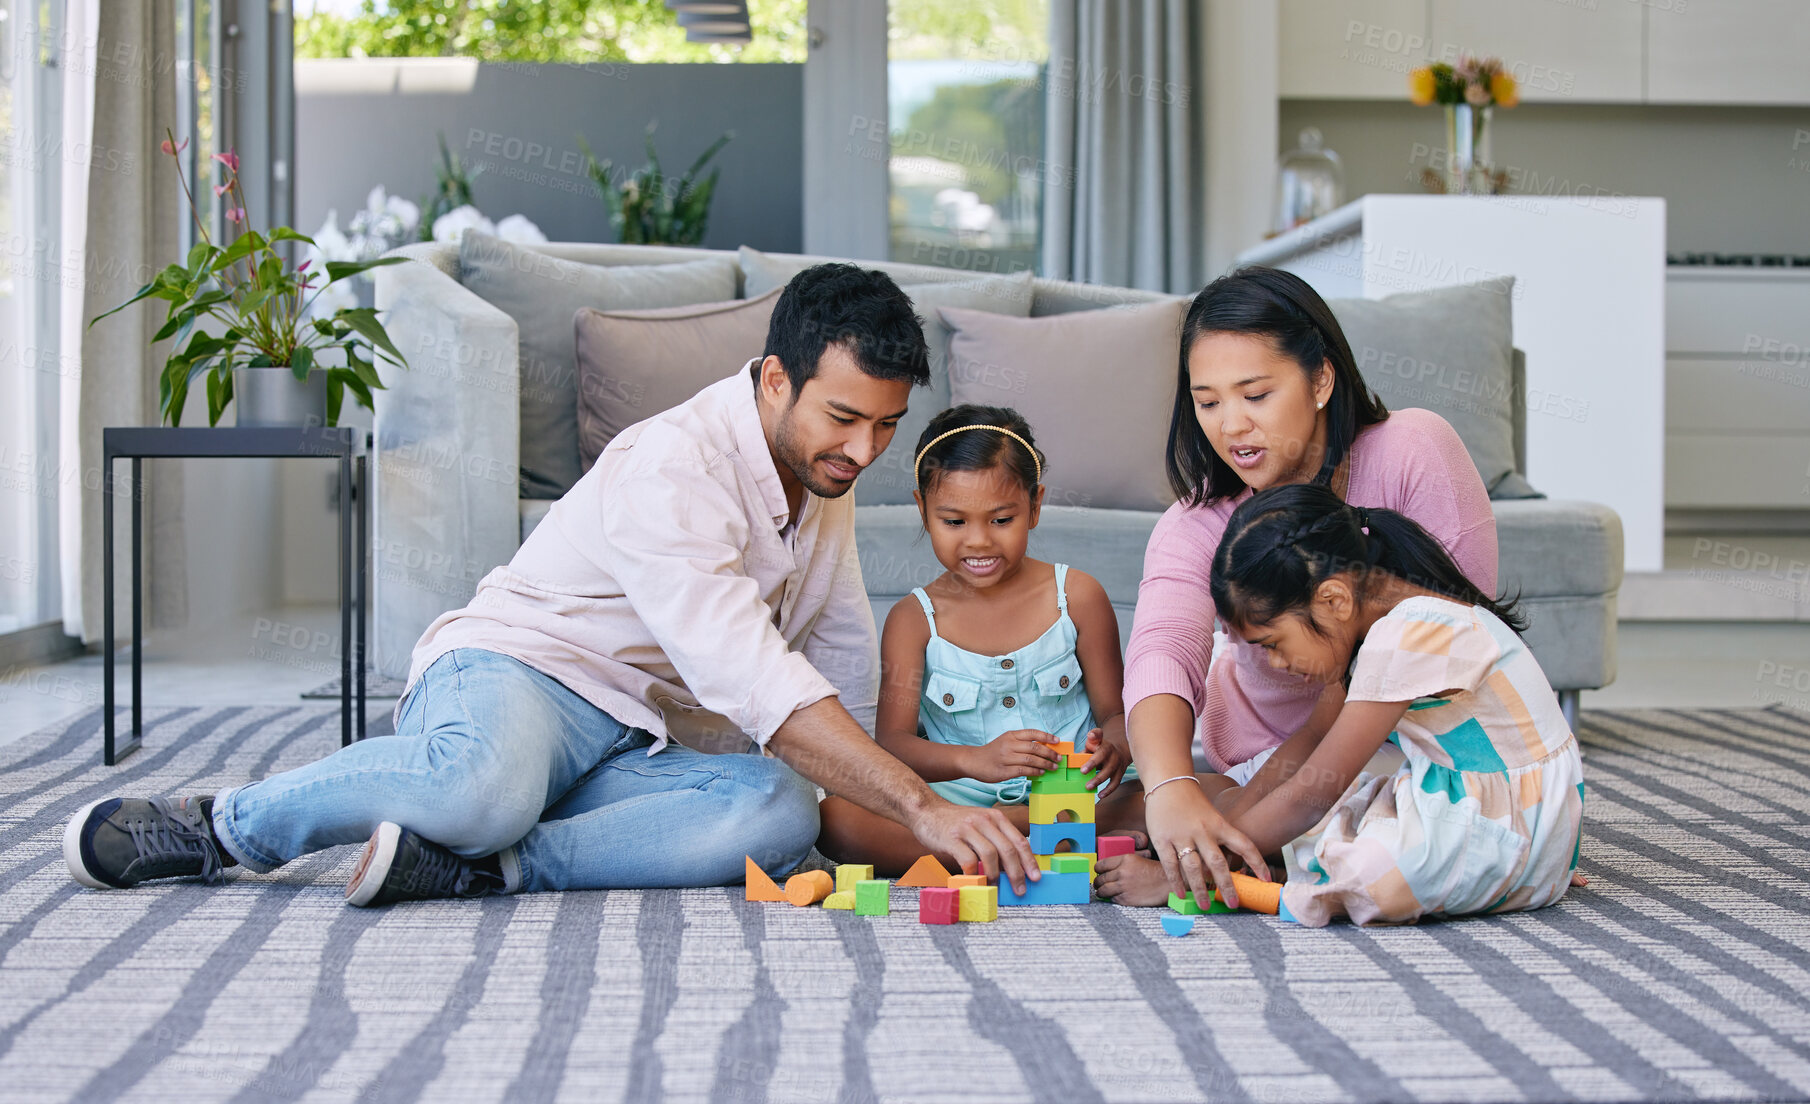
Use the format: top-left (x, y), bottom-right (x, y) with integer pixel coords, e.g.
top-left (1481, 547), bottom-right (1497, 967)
top-left (1443, 104), bottom-right (1494, 195)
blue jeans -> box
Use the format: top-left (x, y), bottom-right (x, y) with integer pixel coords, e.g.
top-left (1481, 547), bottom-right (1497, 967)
top-left (211, 649), bottom-right (820, 891)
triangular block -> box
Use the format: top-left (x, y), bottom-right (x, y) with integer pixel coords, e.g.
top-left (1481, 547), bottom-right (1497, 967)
top-left (744, 856), bottom-right (786, 902)
top-left (896, 854), bottom-right (952, 889)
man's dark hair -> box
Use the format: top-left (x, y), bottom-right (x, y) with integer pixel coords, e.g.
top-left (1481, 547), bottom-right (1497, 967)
top-left (755, 263), bottom-right (931, 397)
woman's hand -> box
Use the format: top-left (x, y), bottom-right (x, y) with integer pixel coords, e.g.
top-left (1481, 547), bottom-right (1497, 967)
top-left (966, 730), bottom-right (1062, 783)
top-left (1078, 727), bottom-right (1131, 797)
top-left (1144, 776), bottom-right (1271, 909)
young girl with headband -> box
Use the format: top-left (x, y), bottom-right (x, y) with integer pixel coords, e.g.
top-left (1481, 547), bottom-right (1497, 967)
top-left (816, 404), bottom-right (1146, 874)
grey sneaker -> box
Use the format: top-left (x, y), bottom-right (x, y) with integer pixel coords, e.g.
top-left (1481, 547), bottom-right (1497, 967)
top-left (344, 822), bottom-right (503, 907)
top-left (64, 796), bottom-right (227, 889)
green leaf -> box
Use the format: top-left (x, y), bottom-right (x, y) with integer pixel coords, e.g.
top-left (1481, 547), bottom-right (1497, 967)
top-left (344, 343), bottom-right (384, 392)
top-left (333, 307), bottom-right (407, 366)
top-left (89, 281), bottom-right (163, 327)
top-left (206, 366), bottom-right (232, 426)
top-left (290, 344), bottom-right (314, 381)
top-left (323, 256), bottom-right (406, 283)
top-left (186, 241), bottom-right (215, 274)
top-left (324, 372), bottom-right (344, 427)
top-left (152, 308), bottom-right (195, 344)
top-left (218, 232), bottom-right (263, 269)
top-left (268, 227), bottom-right (317, 247)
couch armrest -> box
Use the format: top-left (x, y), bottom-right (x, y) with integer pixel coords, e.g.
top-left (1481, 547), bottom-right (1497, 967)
top-left (1492, 498), bottom-right (1623, 692)
top-left (371, 255), bottom-right (521, 679)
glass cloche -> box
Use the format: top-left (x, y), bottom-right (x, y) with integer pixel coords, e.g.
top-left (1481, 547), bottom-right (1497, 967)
top-left (1272, 128), bottom-right (1344, 234)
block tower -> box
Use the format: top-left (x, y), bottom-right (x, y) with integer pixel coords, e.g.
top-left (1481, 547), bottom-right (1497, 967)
top-left (1000, 742), bottom-right (1096, 906)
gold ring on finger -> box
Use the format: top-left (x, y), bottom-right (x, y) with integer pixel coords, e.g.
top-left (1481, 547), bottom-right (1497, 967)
top-left (1176, 846), bottom-right (1197, 859)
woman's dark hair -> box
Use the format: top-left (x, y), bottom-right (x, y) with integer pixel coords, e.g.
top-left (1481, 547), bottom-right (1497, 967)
top-left (757, 263), bottom-right (931, 396)
top-left (1211, 483), bottom-right (1527, 637)
top-left (1166, 266), bottom-right (1389, 506)
top-left (913, 404), bottom-right (1044, 498)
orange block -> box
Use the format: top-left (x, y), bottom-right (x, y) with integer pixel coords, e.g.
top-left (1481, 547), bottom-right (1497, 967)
top-left (1047, 741), bottom-right (1075, 757)
top-left (1065, 752), bottom-right (1094, 769)
top-left (896, 854), bottom-right (952, 889)
top-left (947, 874), bottom-right (989, 889)
top-left (1230, 872), bottom-right (1282, 915)
top-left (785, 869), bottom-right (834, 906)
top-left (744, 856), bottom-right (786, 902)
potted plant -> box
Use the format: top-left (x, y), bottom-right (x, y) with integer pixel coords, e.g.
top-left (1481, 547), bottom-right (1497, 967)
top-left (92, 131), bottom-right (408, 428)
top-left (582, 123), bottom-right (732, 245)
top-left (1408, 57), bottom-right (1518, 195)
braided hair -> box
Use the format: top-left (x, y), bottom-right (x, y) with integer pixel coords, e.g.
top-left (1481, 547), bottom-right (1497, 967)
top-left (1209, 483), bottom-right (1526, 636)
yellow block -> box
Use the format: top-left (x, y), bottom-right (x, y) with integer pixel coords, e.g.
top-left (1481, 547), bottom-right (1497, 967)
top-left (835, 864), bottom-right (875, 894)
top-left (1036, 852), bottom-right (1097, 880)
top-left (1028, 792), bottom-right (1095, 825)
top-left (822, 891), bottom-right (856, 910)
top-left (958, 885), bottom-right (997, 922)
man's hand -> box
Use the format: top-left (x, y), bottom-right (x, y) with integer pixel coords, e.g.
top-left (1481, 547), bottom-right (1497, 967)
top-left (966, 729), bottom-right (1061, 783)
top-left (1078, 727), bottom-right (1131, 797)
top-left (909, 801), bottom-right (1041, 894)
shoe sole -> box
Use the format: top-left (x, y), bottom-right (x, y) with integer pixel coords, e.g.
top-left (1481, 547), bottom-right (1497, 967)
top-left (63, 799), bottom-right (114, 890)
top-left (345, 821), bottom-right (402, 908)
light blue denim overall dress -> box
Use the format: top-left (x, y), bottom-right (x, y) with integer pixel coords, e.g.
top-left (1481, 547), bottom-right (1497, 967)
top-left (916, 563), bottom-right (1099, 807)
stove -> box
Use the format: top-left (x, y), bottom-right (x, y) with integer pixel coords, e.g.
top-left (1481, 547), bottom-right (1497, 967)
top-left (1667, 252), bottom-right (1810, 267)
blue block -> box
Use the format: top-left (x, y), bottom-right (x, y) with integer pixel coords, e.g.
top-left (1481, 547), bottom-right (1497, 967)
top-left (998, 871), bottom-right (1092, 906)
top-left (1160, 914), bottom-right (1196, 937)
top-left (1029, 821), bottom-right (1095, 856)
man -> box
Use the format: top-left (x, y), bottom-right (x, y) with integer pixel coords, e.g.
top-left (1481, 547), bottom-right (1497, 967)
top-left (65, 263), bottom-right (1039, 903)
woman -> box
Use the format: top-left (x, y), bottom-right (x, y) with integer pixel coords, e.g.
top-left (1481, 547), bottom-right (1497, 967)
top-left (1093, 266), bottom-right (1499, 910)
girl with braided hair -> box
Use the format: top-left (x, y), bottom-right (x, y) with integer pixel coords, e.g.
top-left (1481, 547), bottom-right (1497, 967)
top-left (1195, 483), bottom-right (1583, 925)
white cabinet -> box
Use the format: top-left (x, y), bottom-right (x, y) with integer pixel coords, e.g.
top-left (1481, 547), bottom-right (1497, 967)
top-left (1426, 0), bottom-right (1643, 103)
top-left (1278, 0), bottom-right (1429, 99)
top-left (1647, 0), bottom-right (1810, 105)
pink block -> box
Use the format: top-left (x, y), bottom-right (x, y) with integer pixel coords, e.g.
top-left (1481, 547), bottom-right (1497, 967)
top-left (918, 886), bottom-right (959, 925)
top-left (1097, 835), bottom-right (1138, 860)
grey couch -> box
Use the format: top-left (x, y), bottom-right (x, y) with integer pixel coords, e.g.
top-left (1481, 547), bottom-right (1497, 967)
top-left (371, 242), bottom-right (1621, 723)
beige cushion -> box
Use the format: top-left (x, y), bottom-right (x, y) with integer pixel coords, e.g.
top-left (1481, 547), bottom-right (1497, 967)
top-left (855, 272), bottom-right (1036, 506)
top-left (573, 289), bottom-right (781, 473)
top-left (943, 297), bottom-right (1188, 512)
top-left (458, 231), bottom-right (739, 499)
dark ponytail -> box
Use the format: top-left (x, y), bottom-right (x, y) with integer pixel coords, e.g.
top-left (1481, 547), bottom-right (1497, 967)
top-left (1210, 483), bottom-right (1526, 635)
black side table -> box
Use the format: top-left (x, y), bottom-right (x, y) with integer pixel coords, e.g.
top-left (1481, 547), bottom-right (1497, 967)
top-left (102, 427), bottom-right (368, 764)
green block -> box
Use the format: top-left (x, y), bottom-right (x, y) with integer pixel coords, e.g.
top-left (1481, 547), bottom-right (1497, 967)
top-left (1051, 855), bottom-right (1093, 875)
top-left (855, 879), bottom-right (891, 916)
top-left (1168, 890), bottom-right (1209, 915)
top-left (1029, 763), bottom-right (1096, 795)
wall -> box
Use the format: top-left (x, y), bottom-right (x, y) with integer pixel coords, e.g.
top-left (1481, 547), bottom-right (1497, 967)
top-left (296, 59), bottom-right (804, 253)
top-left (1278, 100), bottom-right (1810, 255)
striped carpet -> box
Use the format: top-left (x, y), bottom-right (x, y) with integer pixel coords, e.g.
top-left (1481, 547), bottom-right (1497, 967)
top-left (2, 706), bottom-right (1808, 1104)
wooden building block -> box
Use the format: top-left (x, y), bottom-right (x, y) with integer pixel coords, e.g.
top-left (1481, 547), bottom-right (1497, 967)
top-left (1028, 792), bottom-right (1095, 826)
top-left (947, 874), bottom-right (989, 890)
top-left (1096, 835), bottom-right (1138, 860)
top-left (896, 854), bottom-right (952, 889)
top-left (998, 871), bottom-right (1091, 906)
top-left (823, 891), bottom-right (856, 910)
top-left (1029, 820), bottom-right (1096, 856)
top-left (1161, 914), bottom-right (1197, 937)
top-left (784, 870), bottom-right (834, 907)
top-left (918, 887), bottom-right (960, 924)
top-left (855, 879), bottom-right (891, 916)
top-left (744, 856), bottom-right (786, 902)
top-left (835, 864), bottom-right (875, 895)
top-left (958, 885), bottom-right (997, 922)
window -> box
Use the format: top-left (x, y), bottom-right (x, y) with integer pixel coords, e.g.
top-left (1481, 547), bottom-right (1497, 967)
top-left (887, 0), bottom-right (1048, 275)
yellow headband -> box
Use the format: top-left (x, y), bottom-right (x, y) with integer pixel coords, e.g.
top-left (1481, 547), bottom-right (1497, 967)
top-left (912, 424), bottom-right (1042, 488)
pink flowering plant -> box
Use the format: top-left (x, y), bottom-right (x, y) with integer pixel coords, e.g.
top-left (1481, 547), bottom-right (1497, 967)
top-left (92, 131), bottom-right (408, 427)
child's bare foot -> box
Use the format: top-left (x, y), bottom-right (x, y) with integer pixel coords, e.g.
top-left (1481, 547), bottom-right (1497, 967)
top-left (1570, 871), bottom-right (1588, 888)
top-left (1093, 853), bottom-right (1172, 907)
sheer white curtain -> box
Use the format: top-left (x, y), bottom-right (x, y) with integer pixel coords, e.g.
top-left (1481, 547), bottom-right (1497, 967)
top-left (56, 0), bottom-right (187, 644)
top-left (1041, 0), bottom-right (1208, 294)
